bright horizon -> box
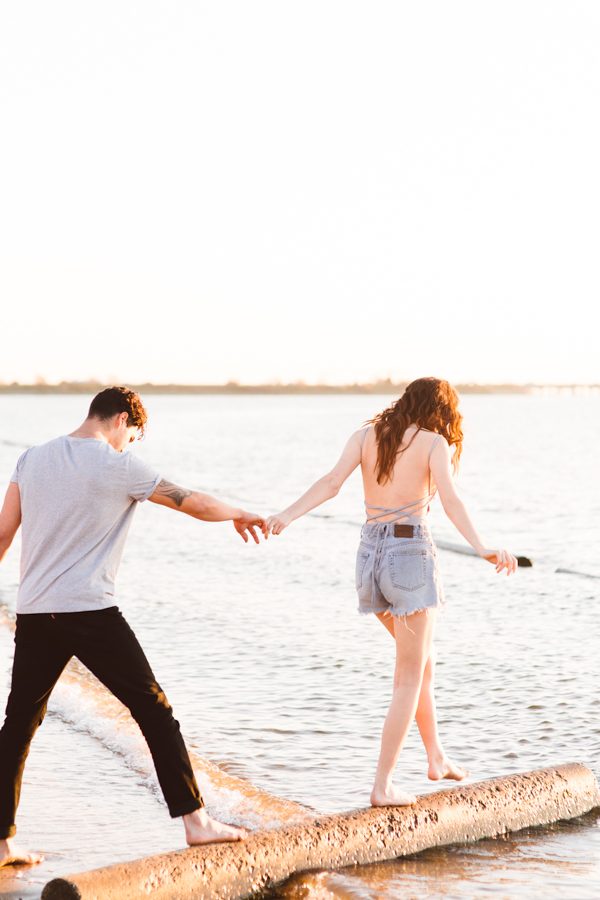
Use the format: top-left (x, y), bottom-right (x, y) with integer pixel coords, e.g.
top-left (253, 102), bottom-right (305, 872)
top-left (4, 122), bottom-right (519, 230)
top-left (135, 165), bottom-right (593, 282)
top-left (2, 2), bottom-right (599, 386)
top-left (0, 377), bottom-right (598, 389)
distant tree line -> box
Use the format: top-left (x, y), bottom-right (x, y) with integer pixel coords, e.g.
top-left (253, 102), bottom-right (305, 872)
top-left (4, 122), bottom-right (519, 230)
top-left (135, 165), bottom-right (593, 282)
top-left (0, 380), bottom-right (596, 395)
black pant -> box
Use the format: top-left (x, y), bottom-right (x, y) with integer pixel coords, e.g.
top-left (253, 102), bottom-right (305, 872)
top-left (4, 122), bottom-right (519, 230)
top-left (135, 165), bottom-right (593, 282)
top-left (0, 606), bottom-right (203, 839)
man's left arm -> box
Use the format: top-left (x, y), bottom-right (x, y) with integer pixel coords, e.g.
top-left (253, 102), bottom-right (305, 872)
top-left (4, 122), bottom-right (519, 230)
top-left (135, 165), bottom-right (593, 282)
top-left (148, 480), bottom-right (268, 544)
top-left (0, 483), bottom-right (21, 564)
top-left (126, 454), bottom-right (268, 544)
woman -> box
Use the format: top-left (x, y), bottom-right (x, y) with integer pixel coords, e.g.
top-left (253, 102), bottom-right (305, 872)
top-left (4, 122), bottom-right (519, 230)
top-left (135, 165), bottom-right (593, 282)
top-left (266, 377), bottom-right (517, 807)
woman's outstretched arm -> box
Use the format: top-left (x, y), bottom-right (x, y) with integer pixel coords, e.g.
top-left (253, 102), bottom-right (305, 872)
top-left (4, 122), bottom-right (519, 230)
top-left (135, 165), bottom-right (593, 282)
top-left (267, 429), bottom-right (365, 534)
top-left (430, 437), bottom-right (517, 575)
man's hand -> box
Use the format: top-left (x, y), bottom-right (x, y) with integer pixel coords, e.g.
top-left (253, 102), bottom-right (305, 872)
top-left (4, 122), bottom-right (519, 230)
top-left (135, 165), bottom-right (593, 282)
top-left (233, 512), bottom-right (269, 544)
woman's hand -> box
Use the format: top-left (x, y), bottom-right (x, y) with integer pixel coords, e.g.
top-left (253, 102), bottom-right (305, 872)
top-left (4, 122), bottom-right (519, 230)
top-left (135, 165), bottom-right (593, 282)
top-left (266, 512), bottom-right (293, 535)
top-left (479, 548), bottom-right (518, 575)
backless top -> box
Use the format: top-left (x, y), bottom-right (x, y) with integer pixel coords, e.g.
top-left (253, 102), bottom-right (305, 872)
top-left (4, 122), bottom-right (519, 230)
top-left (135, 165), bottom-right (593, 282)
top-left (363, 431), bottom-right (443, 524)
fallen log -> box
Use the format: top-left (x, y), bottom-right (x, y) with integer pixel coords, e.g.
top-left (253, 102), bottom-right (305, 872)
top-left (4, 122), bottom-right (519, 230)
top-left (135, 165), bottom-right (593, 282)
top-left (42, 764), bottom-right (599, 900)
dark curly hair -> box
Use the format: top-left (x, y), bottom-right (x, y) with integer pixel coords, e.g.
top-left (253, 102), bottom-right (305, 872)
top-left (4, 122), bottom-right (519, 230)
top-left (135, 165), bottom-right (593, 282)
top-left (88, 386), bottom-right (148, 437)
top-left (369, 377), bottom-right (463, 484)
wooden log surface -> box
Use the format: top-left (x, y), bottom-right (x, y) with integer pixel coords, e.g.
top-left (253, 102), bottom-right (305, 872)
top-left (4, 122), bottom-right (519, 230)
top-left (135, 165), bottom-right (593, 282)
top-left (42, 763), bottom-right (600, 900)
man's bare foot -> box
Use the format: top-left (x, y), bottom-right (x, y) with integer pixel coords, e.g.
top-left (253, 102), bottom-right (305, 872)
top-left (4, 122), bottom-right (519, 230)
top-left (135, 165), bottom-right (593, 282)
top-left (0, 838), bottom-right (43, 868)
top-left (370, 785), bottom-right (417, 807)
top-left (183, 809), bottom-right (248, 846)
top-left (428, 757), bottom-right (469, 781)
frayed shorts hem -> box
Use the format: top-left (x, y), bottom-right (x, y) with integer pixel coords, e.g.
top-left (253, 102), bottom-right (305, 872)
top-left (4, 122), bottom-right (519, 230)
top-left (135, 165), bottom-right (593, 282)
top-left (358, 603), bottom-right (442, 619)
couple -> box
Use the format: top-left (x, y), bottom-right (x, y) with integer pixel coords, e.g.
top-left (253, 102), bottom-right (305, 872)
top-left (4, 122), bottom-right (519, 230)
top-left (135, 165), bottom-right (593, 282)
top-left (0, 380), bottom-right (516, 868)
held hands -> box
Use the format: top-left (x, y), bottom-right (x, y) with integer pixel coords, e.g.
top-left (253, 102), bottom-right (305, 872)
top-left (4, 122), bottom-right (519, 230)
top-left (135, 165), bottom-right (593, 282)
top-left (232, 508), bottom-right (292, 542)
top-left (233, 511), bottom-right (269, 544)
top-left (479, 547), bottom-right (518, 575)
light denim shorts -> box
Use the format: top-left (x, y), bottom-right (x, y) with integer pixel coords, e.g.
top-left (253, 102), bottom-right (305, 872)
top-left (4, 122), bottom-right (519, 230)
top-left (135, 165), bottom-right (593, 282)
top-left (356, 521), bottom-right (445, 618)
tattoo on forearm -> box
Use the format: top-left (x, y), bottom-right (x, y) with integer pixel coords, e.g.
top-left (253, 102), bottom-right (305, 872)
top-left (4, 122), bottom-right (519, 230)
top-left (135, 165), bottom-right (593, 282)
top-left (156, 479), bottom-right (192, 507)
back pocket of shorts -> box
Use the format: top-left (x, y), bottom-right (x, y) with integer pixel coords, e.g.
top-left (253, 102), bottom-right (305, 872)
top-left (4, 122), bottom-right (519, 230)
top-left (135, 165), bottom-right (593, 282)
top-left (388, 549), bottom-right (426, 592)
top-left (355, 550), bottom-right (370, 590)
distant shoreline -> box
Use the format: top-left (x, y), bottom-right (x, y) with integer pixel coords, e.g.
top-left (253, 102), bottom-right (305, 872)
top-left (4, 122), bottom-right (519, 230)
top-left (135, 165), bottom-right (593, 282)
top-left (0, 381), bottom-right (597, 395)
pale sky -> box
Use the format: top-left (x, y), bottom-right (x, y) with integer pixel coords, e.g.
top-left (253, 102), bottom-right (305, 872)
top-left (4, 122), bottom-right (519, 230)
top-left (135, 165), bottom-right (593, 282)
top-left (1, 1), bottom-right (599, 385)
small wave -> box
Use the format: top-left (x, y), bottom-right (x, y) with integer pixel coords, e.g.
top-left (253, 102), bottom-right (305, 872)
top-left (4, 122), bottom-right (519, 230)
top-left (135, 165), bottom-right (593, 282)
top-left (0, 438), bottom-right (30, 450)
top-left (0, 610), bottom-right (312, 829)
top-left (555, 568), bottom-right (600, 580)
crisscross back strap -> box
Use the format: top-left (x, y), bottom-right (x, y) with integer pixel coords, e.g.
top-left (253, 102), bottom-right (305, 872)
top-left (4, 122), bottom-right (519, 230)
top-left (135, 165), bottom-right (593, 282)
top-left (365, 493), bottom-right (436, 523)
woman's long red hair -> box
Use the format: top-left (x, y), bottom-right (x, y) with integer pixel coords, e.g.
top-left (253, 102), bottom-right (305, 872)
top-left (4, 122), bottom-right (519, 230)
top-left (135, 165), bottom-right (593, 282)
top-left (369, 377), bottom-right (463, 484)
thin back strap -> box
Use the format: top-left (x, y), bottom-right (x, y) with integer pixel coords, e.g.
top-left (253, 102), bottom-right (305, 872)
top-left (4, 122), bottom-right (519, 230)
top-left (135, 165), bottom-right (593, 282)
top-left (365, 493), bottom-right (435, 523)
top-left (428, 432), bottom-right (443, 461)
top-left (427, 433), bottom-right (442, 495)
top-left (358, 425), bottom-right (371, 463)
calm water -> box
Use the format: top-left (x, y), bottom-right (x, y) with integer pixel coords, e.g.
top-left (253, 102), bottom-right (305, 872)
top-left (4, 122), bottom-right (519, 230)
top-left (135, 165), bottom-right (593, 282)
top-left (0, 393), bottom-right (599, 898)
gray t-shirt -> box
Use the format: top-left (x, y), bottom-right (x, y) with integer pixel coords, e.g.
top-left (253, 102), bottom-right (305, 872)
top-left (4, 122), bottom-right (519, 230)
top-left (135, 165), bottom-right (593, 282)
top-left (10, 435), bottom-right (161, 614)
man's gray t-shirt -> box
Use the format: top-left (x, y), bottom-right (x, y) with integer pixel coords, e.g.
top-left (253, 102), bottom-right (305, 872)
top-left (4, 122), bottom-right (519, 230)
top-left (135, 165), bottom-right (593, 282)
top-left (10, 436), bottom-right (161, 614)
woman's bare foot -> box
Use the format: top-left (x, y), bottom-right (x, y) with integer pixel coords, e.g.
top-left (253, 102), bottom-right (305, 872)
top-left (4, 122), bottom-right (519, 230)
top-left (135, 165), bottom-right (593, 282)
top-left (428, 757), bottom-right (469, 781)
top-left (0, 838), bottom-right (43, 868)
top-left (370, 785), bottom-right (417, 807)
top-left (183, 809), bottom-right (248, 846)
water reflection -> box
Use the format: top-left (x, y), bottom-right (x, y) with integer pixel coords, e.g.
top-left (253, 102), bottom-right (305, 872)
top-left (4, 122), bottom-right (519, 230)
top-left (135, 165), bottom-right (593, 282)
top-left (270, 813), bottom-right (600, 898)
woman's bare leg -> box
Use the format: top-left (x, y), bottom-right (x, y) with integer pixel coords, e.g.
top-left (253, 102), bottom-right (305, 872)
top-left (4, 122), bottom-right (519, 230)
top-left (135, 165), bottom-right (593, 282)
top-left (370, 609), bottom-right (435, 806)
top-left (376, 612), bottom-right (467, 782)
top-left (416, 646), bottom-right (468, 780)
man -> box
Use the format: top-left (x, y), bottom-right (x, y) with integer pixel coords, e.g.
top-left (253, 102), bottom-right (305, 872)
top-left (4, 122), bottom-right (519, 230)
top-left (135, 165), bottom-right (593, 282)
top-left (0, 386), bottom-right (267, 867)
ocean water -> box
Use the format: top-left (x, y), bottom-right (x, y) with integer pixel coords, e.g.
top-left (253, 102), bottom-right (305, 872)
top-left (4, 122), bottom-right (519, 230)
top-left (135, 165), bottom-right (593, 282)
top-left (0, 392), bottom-right (599, 898)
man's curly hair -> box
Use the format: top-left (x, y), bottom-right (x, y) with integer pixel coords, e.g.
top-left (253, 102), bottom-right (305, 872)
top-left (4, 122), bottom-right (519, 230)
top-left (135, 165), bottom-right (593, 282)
top-left (88, 386), bottom-right (148, 437)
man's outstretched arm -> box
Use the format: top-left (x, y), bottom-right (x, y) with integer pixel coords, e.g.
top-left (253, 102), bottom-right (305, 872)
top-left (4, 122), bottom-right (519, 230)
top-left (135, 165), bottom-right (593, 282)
top-left (148, 479), bottom-right (268, 543)
top-left (0, 484), bottom-right (21, 564)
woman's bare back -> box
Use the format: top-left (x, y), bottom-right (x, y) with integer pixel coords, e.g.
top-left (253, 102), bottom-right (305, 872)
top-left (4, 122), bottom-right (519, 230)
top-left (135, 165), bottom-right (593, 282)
top-left (361, 424), bottom-right (441, 522)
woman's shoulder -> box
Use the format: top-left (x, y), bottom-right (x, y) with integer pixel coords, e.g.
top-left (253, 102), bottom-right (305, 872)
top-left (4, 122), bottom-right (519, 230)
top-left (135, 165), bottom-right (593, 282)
top-left (419, 429), bottom-right (451, 456)
top-left (420, 427), bottom-right (449, 442)
top-left (348, 425), bottom-right (376, 460)
top-left (353, 424), bottom-right (374, 446)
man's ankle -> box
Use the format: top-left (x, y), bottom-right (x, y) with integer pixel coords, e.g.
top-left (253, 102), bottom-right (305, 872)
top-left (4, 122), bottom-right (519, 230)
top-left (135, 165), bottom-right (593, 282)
top-left (183, 808), bottom-right (208, 825)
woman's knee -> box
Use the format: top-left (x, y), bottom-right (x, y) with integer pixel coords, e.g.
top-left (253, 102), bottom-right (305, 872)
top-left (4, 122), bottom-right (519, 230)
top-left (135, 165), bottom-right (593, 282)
top-left (393, 659), bottom-right (426, 690)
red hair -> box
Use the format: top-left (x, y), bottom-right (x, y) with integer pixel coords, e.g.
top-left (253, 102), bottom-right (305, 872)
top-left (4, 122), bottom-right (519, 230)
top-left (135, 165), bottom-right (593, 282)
top-left (369, 377), bottom-right (463, 484)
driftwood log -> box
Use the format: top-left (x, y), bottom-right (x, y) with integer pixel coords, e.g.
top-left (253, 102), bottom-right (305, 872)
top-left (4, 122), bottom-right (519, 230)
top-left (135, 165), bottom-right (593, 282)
top-left (42, 764), bottom-right (599, 900)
